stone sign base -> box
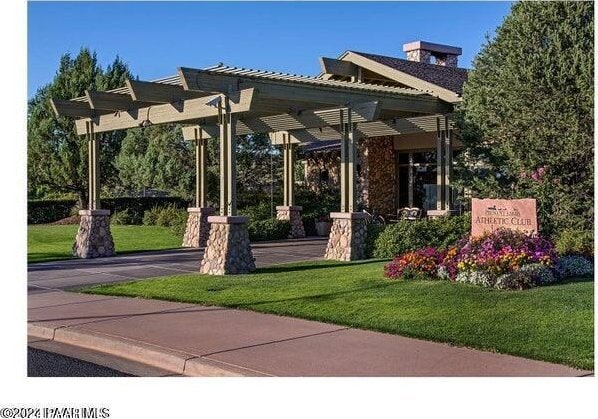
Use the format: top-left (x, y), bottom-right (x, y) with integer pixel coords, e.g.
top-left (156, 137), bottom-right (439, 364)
top-left (182, 207), bottom-right (215, 248)
top-left (199, 216), bottom-right (256, 275)
top-left (276, 205), bottom-right (305, 239)
top-left (73, 209), bottom-right (115, 259)
top-left (324, 212), bottom-right (367, 261)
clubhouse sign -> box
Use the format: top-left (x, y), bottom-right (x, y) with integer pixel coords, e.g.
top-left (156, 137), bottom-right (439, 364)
top-left (471, 198), bottom-right (538, 237)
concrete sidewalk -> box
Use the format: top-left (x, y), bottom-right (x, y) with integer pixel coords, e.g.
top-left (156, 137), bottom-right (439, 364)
top-left (28, 290), bottom-right (591, 377)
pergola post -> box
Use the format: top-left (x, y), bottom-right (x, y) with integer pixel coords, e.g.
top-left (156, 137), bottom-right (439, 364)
top-left (276, 133), bottom-right (306, 238)
top-left (72, 121), bottom-right (115, 258)
top-left (436, 116), bottom-right (446, 211)
top-left (200, 96), bottom-right (255, 275)
top-left (444, 116), bottom-right (453, 211)
top-left (182, 128), bottom-right (215, 248)
top-left (325, 109), bottom-right (367, 261)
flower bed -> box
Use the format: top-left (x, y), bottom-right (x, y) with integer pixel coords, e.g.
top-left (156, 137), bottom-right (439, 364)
top-left (384, 229), bottom-right (593, 290)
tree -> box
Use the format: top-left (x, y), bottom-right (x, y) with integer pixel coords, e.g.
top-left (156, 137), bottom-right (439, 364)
top-left (455, 1), bottom-right (593, 236)
top-left (116, 125), bottom-right (195, 200)
top-left (27, 49), bottom-right (133, 207)
top-left (116, 128), bottom-right (283, 207)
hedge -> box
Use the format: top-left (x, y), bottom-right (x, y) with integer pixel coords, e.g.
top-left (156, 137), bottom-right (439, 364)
top-left (28, 197), bottom-right (189, 225)
top-left (372, 214), bottom-right (471, 259)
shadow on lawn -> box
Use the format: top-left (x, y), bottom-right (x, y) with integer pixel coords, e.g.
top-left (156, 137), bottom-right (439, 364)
top-left (255, 259), bottom-right (383, 275)
top-left (233, 281), bottom-right (394, 308)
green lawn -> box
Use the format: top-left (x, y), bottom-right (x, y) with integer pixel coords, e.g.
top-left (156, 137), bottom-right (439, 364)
top-left (83, 260), bottom-right (594, 370)
top-left (28, 224), bottom-right (182, 263)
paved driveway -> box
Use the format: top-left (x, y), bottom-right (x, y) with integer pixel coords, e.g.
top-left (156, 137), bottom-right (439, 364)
top-left (28, 237), bottom-right (328, 292)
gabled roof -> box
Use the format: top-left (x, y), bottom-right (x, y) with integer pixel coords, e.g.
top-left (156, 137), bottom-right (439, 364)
top-left (325, 50), bottom-right (469, 103)
top-left (349, 51), bottom-right (468, 96)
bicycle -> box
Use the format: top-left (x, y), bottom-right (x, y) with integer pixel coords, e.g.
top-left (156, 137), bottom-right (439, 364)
top-left (362, 208), bottom-right (386, 226)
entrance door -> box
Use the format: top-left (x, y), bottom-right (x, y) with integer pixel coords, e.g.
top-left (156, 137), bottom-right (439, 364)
top-left (396, 151), bottom-right (438, 211)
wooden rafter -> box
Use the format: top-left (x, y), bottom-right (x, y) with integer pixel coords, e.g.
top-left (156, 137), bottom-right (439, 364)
top-left (320, 57), bottom-right (360, 79)
top-left (85, 90), bottom-right (142, 111)
top-left (268, 115), bottom-right (455, 144)
top-left (181, 102), bottom-right (379, 140)
top-left (126, 79), bottom-right (212, 103)
top-left (50, 99), bottom-right (94, 118)
top-left (74, 88), bottom-right (256, 135)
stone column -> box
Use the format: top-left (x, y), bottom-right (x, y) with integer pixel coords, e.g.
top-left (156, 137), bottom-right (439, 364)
top-left (276, 205), bottom-right (306, 239)
top-left (182, 207), bottom-right (216, 248)
top-left (73, 209), bottom-right (115, 259)
top-left (199, 216), bottom-right (256, 275)
top-left (324, 212), bottom-right (367, 261)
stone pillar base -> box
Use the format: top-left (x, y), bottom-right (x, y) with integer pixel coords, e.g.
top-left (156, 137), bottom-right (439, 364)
top-left (73, 209), bottom-right (115, 259)
top-left (199, 216), bottom-right (256, 275)
top-left (182, 207), bottom-right (216, 248)
top-left (276, 205), bottom-right (305, 239)
top-left (324, 212), bottom-right (367, 261)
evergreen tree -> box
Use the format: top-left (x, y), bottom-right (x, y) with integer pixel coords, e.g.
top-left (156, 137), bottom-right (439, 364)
top-left (27, 49), bottom-right (133, 207)
top-left (455, 1), bottom-right (593, 235)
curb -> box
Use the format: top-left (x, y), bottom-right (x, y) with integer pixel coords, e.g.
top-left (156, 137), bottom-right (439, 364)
top-left (28, 323), bottom-right (268, 377)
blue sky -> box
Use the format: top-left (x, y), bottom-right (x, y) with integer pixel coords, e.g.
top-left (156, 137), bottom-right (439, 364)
top-left (28, 1), bottom-right (513, 97)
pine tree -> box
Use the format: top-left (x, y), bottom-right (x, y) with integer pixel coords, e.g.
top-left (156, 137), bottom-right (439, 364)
top-left (455, 1), bottom-right (594, 235)
top-left (27, 49), bottom-right (133, 207)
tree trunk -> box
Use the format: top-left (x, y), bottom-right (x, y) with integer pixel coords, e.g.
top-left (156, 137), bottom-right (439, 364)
top-left (77, 191), bottom-right (88, 210)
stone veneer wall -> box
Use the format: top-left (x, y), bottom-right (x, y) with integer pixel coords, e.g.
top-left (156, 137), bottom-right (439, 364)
top-left (324, 213), bottom-right (367, 261)
top-left (276, 206), bottom-right (305, 238)
top-left (406, 49), bottom-right (432, 64)
top-left (303, 137), bottom-right (396, 215)
top-left (73, 210), bottom-right (115, 258)
top-left (182, 207), bottom-right (215, 248)
top-left (359, 136), bottom-right (396, 216)
top-left (304, 152), bottom-right (341, 193)
top-left (199, 216), bottom-right (256, 275)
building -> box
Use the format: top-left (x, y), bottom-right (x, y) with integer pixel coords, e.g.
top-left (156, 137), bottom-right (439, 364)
top-left (301, 41), bottom-right (468, 217)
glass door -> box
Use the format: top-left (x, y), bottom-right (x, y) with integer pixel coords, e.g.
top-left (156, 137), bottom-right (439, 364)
top-left (396, 151), bottom-right (438, 211)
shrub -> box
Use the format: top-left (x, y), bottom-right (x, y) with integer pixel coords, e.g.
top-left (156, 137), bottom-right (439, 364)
top-left (365, 223), bottom-right (385, 258)
top-left (142, 207), bottom-right (161, 226)
top-left (141, 204), bottom-right (188, 238)
top-left (519, 263), bottom-right (557, 285)
top-left (495, 270), bottom-right (537, 291)
top-left (384, 247), bottom-right (442, 280)
top-left (455, 270), bottom-right (494, 287)
top-left (28, 197), bottom-right (188, 224)
top-left (240, 201), bottom-right (273, 222)
top-left (555, 229), bottom-right (594, 257)
top-left (555, 255), bottom-right (594, 278)
top-left (155, 205), bottom-right (187, 227)
top-left (111, 209), bottom-right (135, 225)
top-left (373, 214), bottom-right (470, 259)
top-left (247, 219), bottom-right (290, 242)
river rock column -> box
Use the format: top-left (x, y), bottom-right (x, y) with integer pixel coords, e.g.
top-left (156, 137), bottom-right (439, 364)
top-left (276, 205), bottom-right (306, 239)
top-left (73, 209), bottom-right (115, 258)
top-left (324, 212), bottom-right (367, 261)
top-left (199, 216), bottom-right (256, 275)
top-left (182, 207), bottom-right (216, 248)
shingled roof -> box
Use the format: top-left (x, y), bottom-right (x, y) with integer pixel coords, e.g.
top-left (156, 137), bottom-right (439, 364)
top-left (349, 51), bottom-right (468, 95)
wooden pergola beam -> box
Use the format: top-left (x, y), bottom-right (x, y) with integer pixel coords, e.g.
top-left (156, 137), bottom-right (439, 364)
top-left (74, 88), bottom-right (256, 135)
top-left (85, 90), bottom-right (141, 111)
top-left (126, 79), bottom-right (213, 103)
top-left (50, 99), bottom-right (94, 118)
top-left (319, 57), bottom-right (360, 79)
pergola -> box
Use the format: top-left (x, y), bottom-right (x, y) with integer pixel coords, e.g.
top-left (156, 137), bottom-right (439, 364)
top-left (52, 63), bottom-right (453, 274)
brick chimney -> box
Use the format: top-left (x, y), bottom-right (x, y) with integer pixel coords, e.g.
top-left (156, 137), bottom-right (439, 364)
top-left (403, 41), bottom-right (462, 67)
